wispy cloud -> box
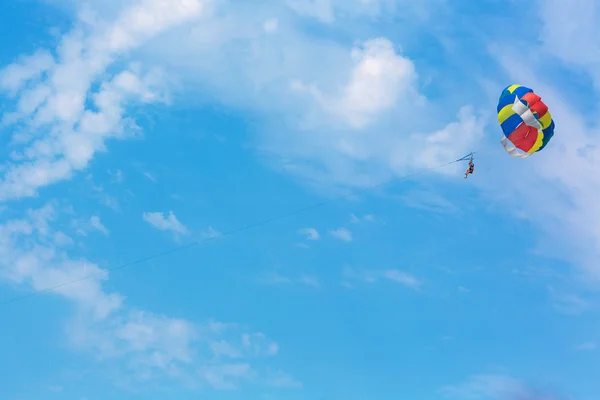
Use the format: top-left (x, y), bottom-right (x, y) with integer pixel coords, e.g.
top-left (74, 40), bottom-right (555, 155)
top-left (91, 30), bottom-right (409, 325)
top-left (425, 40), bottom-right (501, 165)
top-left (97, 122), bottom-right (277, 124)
top-left (399, 189), bottom-right (459, 215)
top-left (48, 385), bottom-right (63, 393)
top-left (297, 275), bottom-right (320, 287)
top-left (298, 227), bottom-right (320, 240)
top-left (199, 226), bottom-right (221, 240)
top-left (576, 341), bottom-right (596, 351)
top-left (1, 205), bottom-right (123, 320)
top-left (89, 216), bottom-right (110, 235)
top-left (265, 370), bottom-right (303, 388)
top-left (0, 0), bottom-right (207, 201)
top-left (73, 215), bottom-right (110, 237)
top-left (242, 332), bottom-right (279, 357)
top-left (100, 194), bottom-right (121, 212)
top-left (350, 213), bottom-right (375, 223)
top-left (0, 204), bottom-right (298, 389)
top-left (144, 172), bottom-right (157, 183)
top-left (547, 286), bottom-right (591, 315)
top-left (142, 211), bottom-right (189, 237)
top-left (342, 266), bottom-right (420, 290)
top-left (89, 183), bottom-right (121, 212)
top-left (262, 18), bottom-right (279, 33)
top-left (258, 272), bottom-right (320, 288)
top-left (329, 227), bottom-right (352, 242)
top-left (108, 169), bottom-right (124, 183)
top-left (382, 270), bottom-right (420, 288)
top-left (53, 231), bottom-right (74, 247)
top-left (441, 374), bottom-right (526, 399)
top-left (441, 374), bottom-right (566, 400)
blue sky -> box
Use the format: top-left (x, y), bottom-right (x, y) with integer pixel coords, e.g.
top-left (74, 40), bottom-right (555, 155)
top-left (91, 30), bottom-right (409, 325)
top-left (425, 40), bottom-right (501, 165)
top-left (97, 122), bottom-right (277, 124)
top-left (0, 0), bottom-right (599, 399)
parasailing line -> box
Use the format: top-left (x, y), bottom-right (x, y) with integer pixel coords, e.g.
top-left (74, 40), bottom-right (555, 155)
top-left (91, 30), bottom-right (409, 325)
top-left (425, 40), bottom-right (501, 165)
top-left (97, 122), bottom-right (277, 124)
top-left (0, 152), bottom-right (475, 308)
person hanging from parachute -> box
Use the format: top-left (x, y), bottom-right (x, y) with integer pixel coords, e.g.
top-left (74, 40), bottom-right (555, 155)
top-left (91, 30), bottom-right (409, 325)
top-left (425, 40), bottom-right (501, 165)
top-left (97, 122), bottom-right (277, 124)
top-left (464, 160), bottom-right (474, 178)
top-left (464, 153), bottom-right (474, 178)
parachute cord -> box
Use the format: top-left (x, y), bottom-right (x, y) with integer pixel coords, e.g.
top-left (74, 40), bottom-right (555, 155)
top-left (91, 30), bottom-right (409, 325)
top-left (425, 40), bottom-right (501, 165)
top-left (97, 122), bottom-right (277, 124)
top-left (0, 154), bottom-right (471, 308)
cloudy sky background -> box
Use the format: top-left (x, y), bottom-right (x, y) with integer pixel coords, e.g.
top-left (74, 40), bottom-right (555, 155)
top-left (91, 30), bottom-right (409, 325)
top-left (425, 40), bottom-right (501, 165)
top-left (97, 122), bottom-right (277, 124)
top-left (0, 0), bottom-right (599, 399)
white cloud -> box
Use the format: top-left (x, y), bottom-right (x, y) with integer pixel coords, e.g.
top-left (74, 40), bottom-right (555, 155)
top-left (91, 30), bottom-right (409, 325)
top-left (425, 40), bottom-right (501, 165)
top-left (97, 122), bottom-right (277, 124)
top-left (0, 49), bottom-right (54, 93)
top-left (285, 0), bottom-right (388, 23)
top-left (200, 226), bottom-right (221, 239)
top-left (395, 106), bottom-right (483, 176)
top-left (144, 172), bottom-right (157, 182)
top-left (210, 340), bottom-right (243, 358)
top-left (260, 272), bottom-right (292, 285)
top-left (197, 363), bottom-right (253, 390)
top-left (69, 312), bottom-right (286, 388)
top-left (286, 0), bottom-right (337, 23)
top-left (53, 231), bottom-right (74, 246)
top-left (100, 310), bottom-right (196, 363)
top-left (263, 18), bottom-right (279, 33)
top-left (265, 370), bottom-right (303, 388)
top-left (0, 0), bottom-right (207, 201)
top-left (441, 374), bottom-right (564, 400)
top-left (298, 275), bottom-right (320, 287)
top-left (273, 93), bottom-right (483, 190)
top-left (536, 0), bottom-right (600, 88)
top-left (242, 332), bottom-right (279, 357)
top-left (329, 227), bottom-right (352, 242)
top-left (143, 211), bottom-right (189, 236)
top-left (298, 227), bottom-right (320, 240)
top-left (0, 204), bottom-right (297, 389)
top-left (90, 215), bottom-right (110, 235)
top-left (342, 266), bottom-right (420, 289)
top-left (259, 272), bottom-right (320, 287)
top-left (0, 205), bottom-right (123, 320)
top-left (108, 169), bottom-right (124, 183)
top-left (292, 38), bottom-right (421, 130)
top-left (548, 288), bottom-right (591, 315)
top-left (350, 213), bottom-right (374, 223)
top-left (99, 192), bottom-right (121, 212)
top-left (382, 270), bottom-right (420, 289)
top-left (576, 341), bottom-right (596, 351)
top-left (73, 215), bottom-right (110, 236)
top-left (441, 374), bottom-right (527, 399)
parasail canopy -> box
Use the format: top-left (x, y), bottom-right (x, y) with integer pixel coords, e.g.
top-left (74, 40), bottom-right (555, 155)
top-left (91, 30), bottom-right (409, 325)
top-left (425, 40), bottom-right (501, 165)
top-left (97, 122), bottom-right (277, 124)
top-left (497, 84), bottom-right (555, 158)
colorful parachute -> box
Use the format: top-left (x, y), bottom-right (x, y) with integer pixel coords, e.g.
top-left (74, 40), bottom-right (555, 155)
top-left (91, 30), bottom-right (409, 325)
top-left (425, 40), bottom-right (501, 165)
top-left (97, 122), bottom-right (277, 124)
top-left (497, 84), bottom-right (555, 158)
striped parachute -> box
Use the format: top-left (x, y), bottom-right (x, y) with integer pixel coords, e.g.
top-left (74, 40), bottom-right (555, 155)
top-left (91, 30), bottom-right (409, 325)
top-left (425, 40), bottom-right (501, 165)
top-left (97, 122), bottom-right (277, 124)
top-left (497, 84), bottom-right (555, 158)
